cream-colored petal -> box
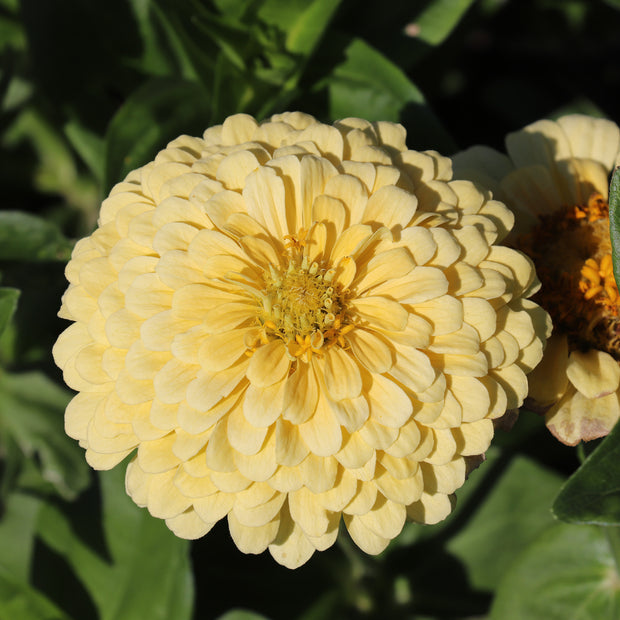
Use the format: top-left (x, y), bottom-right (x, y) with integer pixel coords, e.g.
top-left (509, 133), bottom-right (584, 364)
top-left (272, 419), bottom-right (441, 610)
top-left (141, 310), bottom-right (198, 351)
top-left (202, 189), bottom-right (246, 229)
top-left (297, 454), bottom-right (338, 494)
top-left (152, 221), bottom-right (200, 254)
top-left (288, 487), bottom-right (330, 538)
top-left (453, 418), bottom-right (494, 456)
top-left (227, 405), bottom-right (268, 456)
top-left (429, 323), bottom-right (480, 356)
top-left (246, 340), bottom-right (290, 388)
top-left (231, 490), bottom-right (285, 528)
top-left (491, 364), bottom-right (528, 410)
top-left (275, 419), bottom-right (309, 466)
top-left (323, 348), bottom-right (363, 401)
top-left (567, 349), bottom-right (620, 400)
top-left (244, 380), bottom-right (287, 427)
top-left (362, 185), bottom-right (417, 230)
top-left (358, 419), bottom-right (399, 452)
top-left (221, 113), bottom-right (258, 143)
top-left (385, 419), bottom-right (424, 459)
top-left (340, 160), bottom-right (377, 193)
top-left (374, 466), bottom-right (423, 505)
top-left (506, 118), bottom-right (572, 173)
top-left (328, 394), bottom-right (369, 433)
top-left (166, 509), bottom-right (215, 540)
top-left (330, 224), bottom-right (372, 265)
top-left (173, 467), bottom-right (218, 498)
top-left (234, 428), bottom-right (277, 482)
top-left (177, 389), bottom-right (238, 434)
top-left (351, 296), bottom-right (408, 331)
top-left (282, 362), bottom-right (318, 424)
top-left (198, 329), bottom-right (251, 372)
top-left (344, 513), bottom-right (390, 555)
top-left (156, 250), bottom-right (205, 290)
top-left (462, 297), bottom-right (497, 343)
top-left (228, 512), bottom-right (280, 553)
top-left (354, 247), bottom-right (415, 293)
top-left (153, 358), bottom-right (199, 404)
top-left (147, 469), bottom-right (192, 519)
top-left (239, 235), bottom-right (282, 268)
top-left (527, 333), bottom-right (569, 408)
top-left (367, 374), bottom-right (413, 428)
top-left (407, 492), bottom-right (455, 525)
top-left (193, 492), bottom-right (234, 523)
top-left (557, 114), bottom-right (620, 170)
top-left (205, 418), bottom-right (236, 472)
top-left (371, 266), bottom-right (449, 305)
top-left (268, 504), bottom-right (316, 569)
top-left (216, 149), bottom-right (261, 190)
top-left (344, 480), bottom-right (378, 516)
top-left (420, 458), bottom-right (466, 495)
top-left (298, 390), bottom-right (342, 457)
top-left (413, 295), bottom-right (463, 336)
top-left (186, 362), bottom-right (249, 415)
top-left (389, 348), bottom-right (435, 394)
top-left (317, 468), bottom-right (357, 512)
top-left (243, 166), bottom-right (287, 239)
top-left (137, 433), bottom-right (180, 473)
top-left (545, 386), bottom-right (620, 446)
top-left (449, 375), bottom-right (491, 423)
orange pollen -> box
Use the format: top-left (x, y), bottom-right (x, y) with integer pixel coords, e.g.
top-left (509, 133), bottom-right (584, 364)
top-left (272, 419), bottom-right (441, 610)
top-left (514, 192), bottom-right (620, 358)
top-left (579, 254), bottom-right (620, 314)
top-left (283, 228), bottom-right (308, 252)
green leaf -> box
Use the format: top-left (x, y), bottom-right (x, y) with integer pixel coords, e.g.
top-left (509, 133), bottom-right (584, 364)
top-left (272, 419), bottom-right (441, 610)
top-left (490, 523), bottom-right (620, 620)
top-left (0, 14), bottom-right (26, 52)
top-left (408, 0), bottom-right (476, 46)
top-left (216, 611), bottom-right (270, 620)
top-left (280, 0), bottom-right (342, 56)
top-left (328, 38), bottom-right (423, 120)
top-left (0, 493), bottom-right (42, 580)
top-left (602, 0), bottom-right (620, 10)
top-left (103, 77), bottom-right (211, 192)
top-left (0, 212), bottom-right (72, 262)
top-left (609, 166), bottom-right (620, 292)
top-left (126, 0), bottom-right (193, 77)
top-left (0, 567), bottom-right (71, 620)
top-left (37, 465), bottom-right (194, 620)
top-left (0, 371), bottom-right (90, 499)
top-left (447, 454), bottom-right (564, 590)
top-left (190, 5), bottom-right (249, 72)
top-left (553, 420), bottom-right (620, 525)
top-left (327, 38), bottom-right (455, 152)
top-left (64, 120), bottom-right (105, 183)
top-left (0, 287), bottom-right (19, 337)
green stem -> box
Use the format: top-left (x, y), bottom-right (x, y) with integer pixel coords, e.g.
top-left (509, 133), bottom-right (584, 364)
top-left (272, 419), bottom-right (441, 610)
top-left (336, 532), bottom-right (367, 581)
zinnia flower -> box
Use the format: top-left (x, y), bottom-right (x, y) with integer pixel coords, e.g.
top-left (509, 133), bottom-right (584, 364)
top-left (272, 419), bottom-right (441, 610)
top-left (454, 114), bottom-right (620, 446)
top-left (53, 112), bottom-right (547, 568)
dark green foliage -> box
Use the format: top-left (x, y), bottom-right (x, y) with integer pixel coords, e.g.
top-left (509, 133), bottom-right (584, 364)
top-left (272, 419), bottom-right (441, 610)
top-left (1, 1), bottom-right (620, 618)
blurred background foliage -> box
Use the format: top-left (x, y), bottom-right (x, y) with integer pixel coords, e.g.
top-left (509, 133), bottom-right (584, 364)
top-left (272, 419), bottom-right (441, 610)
top-left (1, 0), bottom-right (620, 618)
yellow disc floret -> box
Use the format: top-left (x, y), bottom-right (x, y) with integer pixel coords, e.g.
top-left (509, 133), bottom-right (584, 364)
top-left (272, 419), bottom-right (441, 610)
top-left (259, 237), bottom-right (352, 357)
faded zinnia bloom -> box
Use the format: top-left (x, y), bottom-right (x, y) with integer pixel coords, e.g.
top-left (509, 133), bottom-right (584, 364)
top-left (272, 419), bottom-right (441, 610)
top-left (454, 114), bottom-right (620, 446)
top-left (54, 112), bottom-right (547, 568)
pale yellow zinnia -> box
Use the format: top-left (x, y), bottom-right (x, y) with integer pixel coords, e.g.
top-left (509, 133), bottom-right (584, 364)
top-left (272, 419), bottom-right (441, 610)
top-left (53, 112), bottom-right (548, 568)
top-left (454, 114), bottom-right (620, 446)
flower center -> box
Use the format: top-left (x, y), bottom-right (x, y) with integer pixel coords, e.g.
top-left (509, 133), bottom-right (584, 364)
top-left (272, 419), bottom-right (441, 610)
top-left (516, 193), bottom-right (620, 358)
top-left (257, 232), bottom-right (353, 358)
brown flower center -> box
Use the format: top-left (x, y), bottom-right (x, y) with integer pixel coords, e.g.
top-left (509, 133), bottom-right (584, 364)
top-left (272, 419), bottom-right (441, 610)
top-left (516, 193), bottom-right (620, 358)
